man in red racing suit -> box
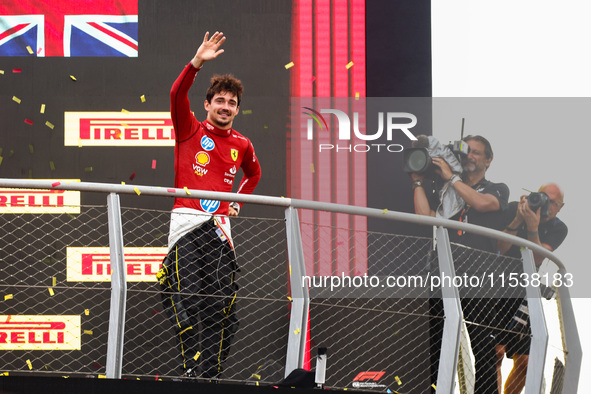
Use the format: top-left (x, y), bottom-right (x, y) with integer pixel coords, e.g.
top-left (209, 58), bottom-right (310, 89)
top-left (158, 31), bottom-right (261, 380)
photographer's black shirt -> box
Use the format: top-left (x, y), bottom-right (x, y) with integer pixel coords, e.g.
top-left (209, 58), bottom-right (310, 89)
top-left (448, 178), bottom-right (510, 253)
top-left (503, 201), bottom-right (568, 258)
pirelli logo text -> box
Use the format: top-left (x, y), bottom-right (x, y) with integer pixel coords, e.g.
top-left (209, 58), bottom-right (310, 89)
top-left (0, 180), bottom-right (81, 214)
top-left (64, 112), bottom-right (175, 147)
top-left (0, 316), bottom-right (81, 351)
top-left (67, 247), bottom-right (167, 282)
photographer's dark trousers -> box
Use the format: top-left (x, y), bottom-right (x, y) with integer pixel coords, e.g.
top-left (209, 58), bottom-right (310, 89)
top-left (158, 219), bottom-right (238, 379)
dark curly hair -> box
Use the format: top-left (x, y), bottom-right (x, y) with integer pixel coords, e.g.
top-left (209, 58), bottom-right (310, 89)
top-left (206, 74), bottom-right (244, 106)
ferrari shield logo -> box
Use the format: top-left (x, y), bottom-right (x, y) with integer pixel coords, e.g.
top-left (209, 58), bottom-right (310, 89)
top-left (231, 149), bottom-right (238, 161)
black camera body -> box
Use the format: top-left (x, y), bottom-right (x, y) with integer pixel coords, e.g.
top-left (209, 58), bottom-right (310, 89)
top-left (527, 192), bottom-right (550, 218)
top-left (403, 136), bottom-right (470, 174)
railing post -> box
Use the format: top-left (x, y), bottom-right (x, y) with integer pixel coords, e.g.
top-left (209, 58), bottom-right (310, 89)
top-left (521, 247), bottom-right (547, 393)
top-left (106, 193), bottom-right (127, 379)
top-left (284, 207), bottom-right (310, 377)
top-left (435, 227), bottom-right (463, 394)
top-left (555, 270), bottom-right (582, 394)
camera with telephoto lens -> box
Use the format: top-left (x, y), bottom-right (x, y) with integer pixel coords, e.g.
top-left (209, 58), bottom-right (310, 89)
top-left (527, 192), bottom-right (550, 218)
top-left (403, 135), bottom-right (470, 174)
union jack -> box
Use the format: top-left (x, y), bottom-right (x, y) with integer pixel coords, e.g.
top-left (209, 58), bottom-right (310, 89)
top-left (0, 0), bottom-right (138, 57)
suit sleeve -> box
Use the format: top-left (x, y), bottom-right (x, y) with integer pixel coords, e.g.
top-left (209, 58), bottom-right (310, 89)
top-left (236, 141), bottom-right (262, 207)
top-left (170, 63), bottom-right (201, 142)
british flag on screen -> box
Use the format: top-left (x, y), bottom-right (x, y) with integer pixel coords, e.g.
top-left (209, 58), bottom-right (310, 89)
top-left (0, 0), bottom-right (138, 57)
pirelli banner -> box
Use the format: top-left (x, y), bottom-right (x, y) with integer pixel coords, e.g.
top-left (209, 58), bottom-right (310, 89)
top-left (0, 180), bottom-right (81, 214)
top-left (0, 316), bottom-right (81, 351)
top-left (64, 112), bottom-right (175, 147)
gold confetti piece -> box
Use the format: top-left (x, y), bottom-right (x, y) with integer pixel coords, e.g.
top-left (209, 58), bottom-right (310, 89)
top-left (12, 96), bottom-right (21, 104)
top-left (193, 351), bottom-right (200, 361)
top-left (40, 104), bottom-right (46, 113)
top-left (0, 157), bottom-right (3, 167)
top-left (251, 374), bottom-right (261, 380)
top-left (84, 330), bottom-right (93, 335)
top-left (287, 296), bottom-right (292, 302)
top-left (0, 70), bottom-right (4, 74)
top-left (98, 375), bottom-right (106, 379)
top-left (134, 187), bottom-right (141, 196)
top-left (78, 139), bottom-right (82, 148)
top-left (285, 61), bottom-right (294, 69)
top-left (4, 294), bottom-right (13, 301)
top-left (241, 109), bottom-right (252, 115)
top-left (289, 265), bottom-right (292, 275)
top-left (85, 309), bottom-right (90, 316)
top-left (121, 181), bottom-right (126, 185)
top-left (310, 163), bottom-right (315, 173)
top-left (1, 372), bottom-right (8, 376)
top-left (69, 75), bottom-right (77, 81)
top-left (52, 277), bottom-right (56, 286)
top-left (48, 288), bottom-right (54, 296)
top-left (29, 145), bottom-right (34, 154)
top-left (121, 108), bottom-right (130, 114)
top-left (346, 61), bottom-right (354, 69)
top-left (382, 209), bottom-right (388, 214)
top-left (184, 186), bottom-right (191, 195)
top-left (45, 121), bottom-right (54, 129)
top-left (26, 360), bottom-right (32, 370)
top-left (355, 92), bottom-right (360, 99)
top-left (84, 166), bottom-right (93, 172)
top-left (26, 46), bottom-right (33, 54)
top-left (395, 376), bottom-right (402, 385)
top-left (140, 95), bottom-right (146, 103)
top-left (256, 382), bottom-right (259, 386)
top-left (49, 161), bottom-right (55, 171)
top-left (294, 328), bottom-right (300, 334)
top-left (431, 384), bottom-right (437, 390)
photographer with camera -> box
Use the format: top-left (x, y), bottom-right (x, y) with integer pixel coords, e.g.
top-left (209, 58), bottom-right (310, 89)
top-left (410, 135), bottom-right (509, 394)
top-left (495, 183), bottom-right (567, 394)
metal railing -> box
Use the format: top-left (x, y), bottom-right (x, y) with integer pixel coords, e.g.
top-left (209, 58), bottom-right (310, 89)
top-left (0, 178), bottom-right (581, 393)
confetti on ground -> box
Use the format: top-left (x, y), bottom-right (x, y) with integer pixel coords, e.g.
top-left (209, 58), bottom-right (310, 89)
top-left (134, 187), bottom-right (141, 196)
top-left (140, 95), bottom-right (146, 103)
top-left (84, 166), bottom-right (93, 172)
top-left (121, 108), bottom-right (130, 114)
top-left (152, 159), bottom-right (157, 169)
top-left (69, 75), bottom-right (76, 81)
top-left (28, 144), bottom-right (34, 153)
top-left (26, 46), bottom-right (33, 54)
top-left (49, 161), bottom-right (55, 171)
top-left (4, 294), bottom-right (13, 301)
top-left (45, 121), bottom-right (54, 129)
top-left (284, 61), bottom-right (294, 69)
top-left (40, 104), bottom-right (46, 113)
top-left (48, 288), bottom-right (54, 296)
top-left (25, 119), bottom-right (33, 125)
top-left (184, 187), bottom-right (190, 195)
top-left (346, 61), bottom-right (354, 69)
top-left (241, 109), bottom-right (252, 115)
top-left (84, 330), bottom-right (93, 335)
top-left (13, 69), bottom-right (22, 73)
top-left (129, 172), bottom-right (136, 181)
top-left (52, 182), bottom-right (61, 187)
top-left (12, 96), bottom-right (21, 104)
top-left (85, 309), bottom-right (90, 316)
top-left (26, 360), bottom-right (32, 370)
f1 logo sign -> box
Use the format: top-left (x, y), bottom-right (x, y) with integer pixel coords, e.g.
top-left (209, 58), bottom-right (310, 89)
top-left (352, 371), bottom-right (386, 382)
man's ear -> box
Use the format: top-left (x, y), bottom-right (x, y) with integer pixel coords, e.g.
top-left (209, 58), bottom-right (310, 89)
top-left (204, 99), bottom-right (210, 112)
